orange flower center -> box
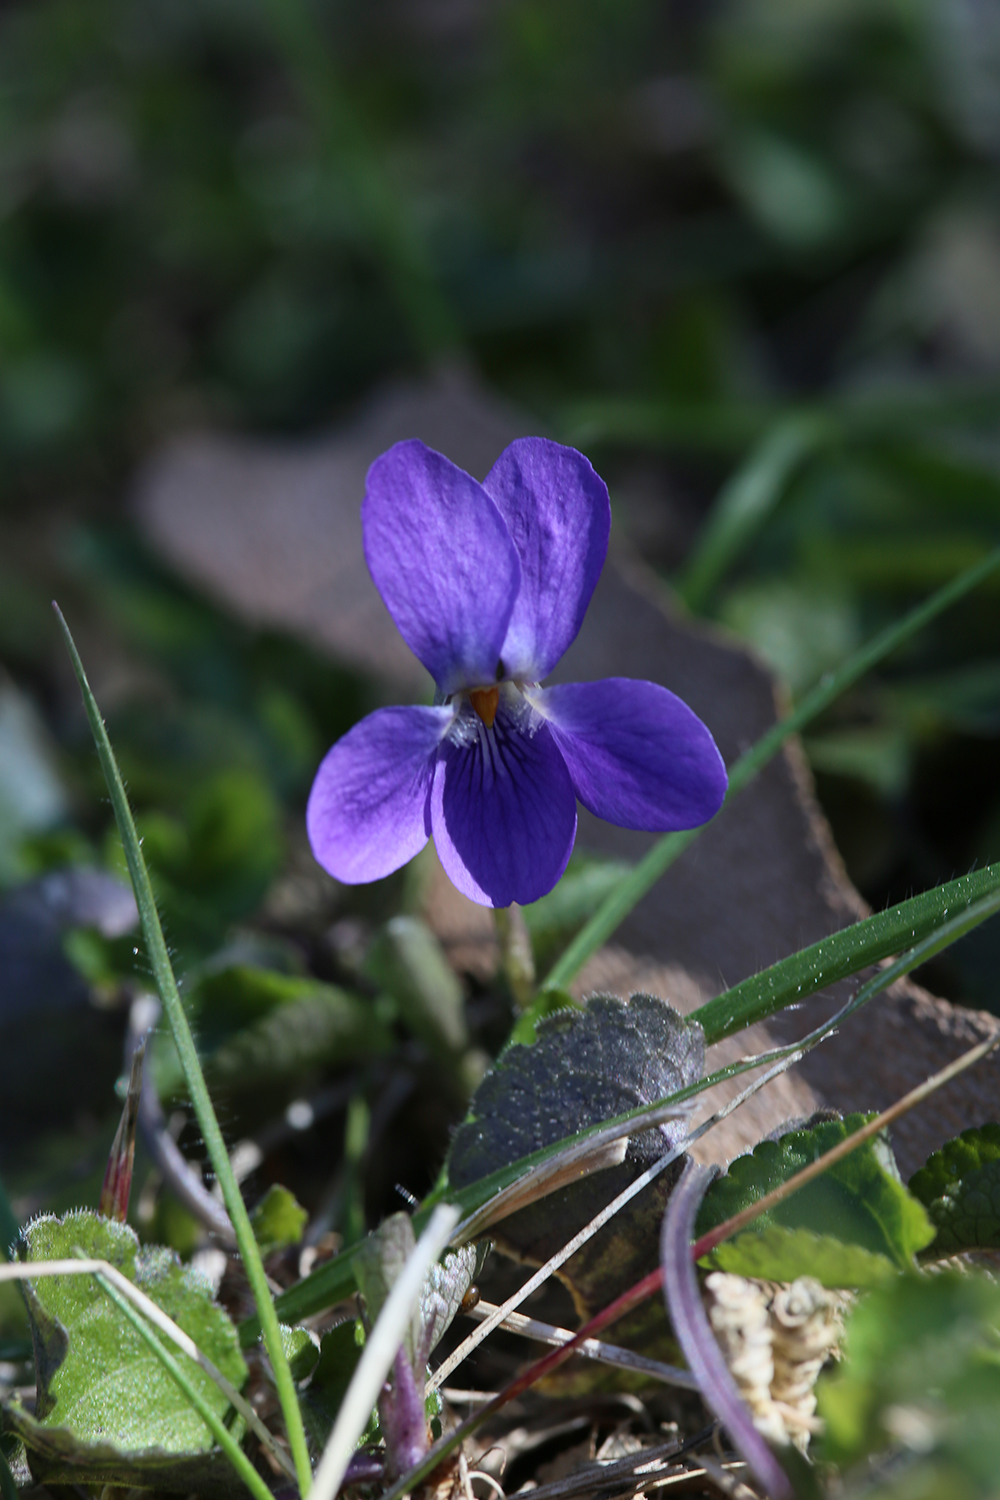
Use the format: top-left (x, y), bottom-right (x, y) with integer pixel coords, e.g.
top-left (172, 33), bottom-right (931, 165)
top-left (469, 685), bottom-right (500, 728)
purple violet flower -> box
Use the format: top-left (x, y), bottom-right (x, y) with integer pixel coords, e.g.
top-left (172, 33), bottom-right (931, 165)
top-left (307, 437), bottom-right (728, 908)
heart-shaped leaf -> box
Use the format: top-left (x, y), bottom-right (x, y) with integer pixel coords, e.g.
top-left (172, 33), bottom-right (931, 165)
top-left (6, 1211), bottom-right (247, 1493)
top-left (696, 1114), bottom-right (934, 1273)
top-left (447, 992), bottom-right (704, 1317)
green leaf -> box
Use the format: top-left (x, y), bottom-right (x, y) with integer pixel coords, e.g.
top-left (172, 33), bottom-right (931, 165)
top-left (696, 1115), bottom-right (935, 1272)
top-left (279, 1324), bottom-right (320, 1382)
top-left (152, 965), bottom-right (392, 1102)
top-left (7, 1211), bottom-right (246, 1488)
top-left (300, 1321), bottom-right (365, 1452)
top-left (250, 1185), bottom-right (309, 1258)
top-left (818, 1270), bottom-right (1000, 1488)
top-left (709, 1224), bottom-right (896, 1289)
top-left (365, 916), bottom-right (467, 1058)
top-left (448, 993), bottom-right (703, 1316)
top-left (352, 1215), bottom-right (478, 1374)
top-left (677, 414), bottom-right (831, 612)
top-left (910, 1124), bottom-right (1000, 1255)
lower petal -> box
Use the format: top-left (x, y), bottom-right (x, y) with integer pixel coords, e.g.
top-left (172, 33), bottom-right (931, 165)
top-left (430, 704), bottom-right (577, 908)
top-left (532, 678), bottom-right (728, 832)
top-left (307, 705), bottom-right (452, 883)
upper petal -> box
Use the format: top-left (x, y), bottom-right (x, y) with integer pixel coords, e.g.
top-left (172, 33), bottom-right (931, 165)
top-left (482, 437), bottom-right (610, 680)
top-left (363, 440), bottom-right (521, 696)
top-left (532, 678), bottom-right (728, 831)
top-left (307, 704), bottom-right (452, 884)
top-left (430, 693), bottom-right (578, 907)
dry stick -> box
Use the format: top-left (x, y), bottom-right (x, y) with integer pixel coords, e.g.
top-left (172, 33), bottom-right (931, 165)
top-left (462, 1299), bottom-right (698, 1390)
top-left (383, 1030), bottom-right (1000, 1500)
top-left (0, 1257), bottom-right (294, 1479)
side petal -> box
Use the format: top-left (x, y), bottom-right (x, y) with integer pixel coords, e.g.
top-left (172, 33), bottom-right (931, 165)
top-left (430, 699), bottom-right (578, 907)
top-left (532, 678), bottom-right (728, 832)
top-left (482, 437), bottom-right (610, 680)
top-left (307, 705), bottom-right (452, 884)
top-left (363, 440), bottom-right (521, 696)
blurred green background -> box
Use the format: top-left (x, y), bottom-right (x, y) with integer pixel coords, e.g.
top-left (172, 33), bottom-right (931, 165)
top-left (2, 0), bottom-right (1000, 1272)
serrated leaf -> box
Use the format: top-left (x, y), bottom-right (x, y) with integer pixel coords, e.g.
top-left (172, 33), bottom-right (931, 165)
top-left (6, 1210), bottom-right (246, 1490)
top-left (352, 1215), bottom-right (477, 1374)
top-left (910, 1124), bottom-right (1000, 1255)
top-left (447, 992), bottom-right (703, 1317)
top-left (250, 1185), bottom-right (308, 1258)
top-left (709, 1224), bottom-right (897, 1289)
top-left (817, 1269), bottom-right (1000, 1493)
top-left (696, 1114), bottom-right (935, 1272)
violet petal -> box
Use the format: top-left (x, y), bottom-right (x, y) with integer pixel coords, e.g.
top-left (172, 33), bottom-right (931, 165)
top-left (363, 440), bottom-right (521, 695)
top-left (661, 1159), bottom-right (793, 1500)
top-left (430, 697), bottom-right (577, 907)
top-left (533, 678), bottom-right (728, 831)
top-left (307, 704), bottom-right (452, 883)
top-left (483, 438), bottom-right (610, 681)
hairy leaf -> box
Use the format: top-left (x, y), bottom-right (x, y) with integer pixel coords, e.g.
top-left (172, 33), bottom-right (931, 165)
top-left (696, 1115), bottom-right (934, 1272)
top-left (709, 1224), bottom-right (896, 1289)
top-left (909, 1123), bottom-right (1000, 1255)
top-left (6, 1211), bottom-right (246, 1493)
top-left (447, 993), bottom-right (703, 1318)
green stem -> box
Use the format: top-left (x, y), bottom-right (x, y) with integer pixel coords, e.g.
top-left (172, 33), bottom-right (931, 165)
top-left (676, 413), bottom-right (832, 612)
top-left (542, 544), bottom-right (1000, 997)
top-left (53, 606), bottom-right (312, 1498)
top-left (92, 1270), bottom-right (275, 1500)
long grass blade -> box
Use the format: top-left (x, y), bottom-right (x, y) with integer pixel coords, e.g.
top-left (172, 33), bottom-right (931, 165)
top-left (543, 544), bottom-right (1000, 996)
top-left (692, 857), bottom-right (1000, 1045)
top-left (676, 414), bottom-right (831, 612)
top-left (52, 605), bottom-right (313, 1497)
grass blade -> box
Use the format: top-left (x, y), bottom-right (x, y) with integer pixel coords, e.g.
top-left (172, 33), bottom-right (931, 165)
top-left (676, 413), bottom-right (831, 612)
top-left (52, 605), bottom-right (313, 1497)
top-left (542, 544), bottom-right (1000, 996)
top-left (692, 858), bottom-right (1000, 1045)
